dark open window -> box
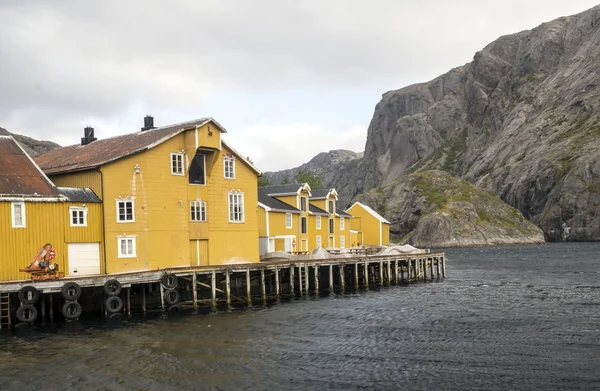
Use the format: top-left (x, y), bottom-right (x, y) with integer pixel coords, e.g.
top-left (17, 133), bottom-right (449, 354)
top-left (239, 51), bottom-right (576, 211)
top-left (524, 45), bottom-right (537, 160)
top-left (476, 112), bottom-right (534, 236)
top-left (329, 218), bottom-right (334, 234)
top-left (301, 216), bottom-right (307, 234)
top-left (189, 153), bottom-right (206, 185)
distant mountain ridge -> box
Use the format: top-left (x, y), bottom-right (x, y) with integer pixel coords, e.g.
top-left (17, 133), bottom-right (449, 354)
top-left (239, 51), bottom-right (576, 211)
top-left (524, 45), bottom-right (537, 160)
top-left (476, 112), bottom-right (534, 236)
top-left (0, 127), bottom-right (60, 157)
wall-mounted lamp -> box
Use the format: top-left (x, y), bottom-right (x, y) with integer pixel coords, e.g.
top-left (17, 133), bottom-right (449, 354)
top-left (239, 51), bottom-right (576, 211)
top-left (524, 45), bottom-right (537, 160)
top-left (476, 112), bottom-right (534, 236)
top-left (134, 164), bottom-right (141, 174)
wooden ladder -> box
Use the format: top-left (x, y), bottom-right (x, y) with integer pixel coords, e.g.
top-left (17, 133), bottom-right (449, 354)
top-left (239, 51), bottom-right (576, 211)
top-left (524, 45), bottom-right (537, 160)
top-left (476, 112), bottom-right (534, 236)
top-left (0, 292), bottom-right (10, 329)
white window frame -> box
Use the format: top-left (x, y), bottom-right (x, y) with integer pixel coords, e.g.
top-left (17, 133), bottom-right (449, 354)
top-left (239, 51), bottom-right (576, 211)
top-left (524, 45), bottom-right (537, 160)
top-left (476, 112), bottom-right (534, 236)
top-left (117, 236), bottom-right (136, 258)
top-left (116, 199), bottom-right (135, 223)
top-left (316, 235), bottom-right (322, 248)
top-left (300, 196), bottom-right (307, 212)
top-left (171, 152), bottom-right (184, 176)
top-left (224, 156), bottom-right (236, 179)
top-left (301, 216), bottom-right (308, 234)
top-left (190, 201), bottom-right (207, 222)
top-left (11, 202), bottom-right (26, 228)
top-left (69, 206), bottom-right (88, 227)
top-left (228, 191), bottom-right (245, 223)
top-left (340, 235), bottom-right (345, 249)
top-left (340, 217), bottom-right (345, 230)
top-left (329, 218), bottom-right (335, 234)
top-left (316, 215), bottom-right (321, 230)
top-left (286, 213), bottom-right (292, 229)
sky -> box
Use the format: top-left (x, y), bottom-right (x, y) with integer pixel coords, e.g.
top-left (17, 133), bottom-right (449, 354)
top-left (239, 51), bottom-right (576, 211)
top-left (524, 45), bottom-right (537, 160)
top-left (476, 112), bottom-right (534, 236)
top-left (1, 1), bottom-right (599, 172)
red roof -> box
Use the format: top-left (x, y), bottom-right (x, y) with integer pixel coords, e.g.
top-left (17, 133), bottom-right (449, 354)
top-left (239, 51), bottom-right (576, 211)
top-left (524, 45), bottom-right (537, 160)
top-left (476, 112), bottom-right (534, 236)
top-left (0, 136), bottom-right (59, 196)
top-left (35, 118), bottom-right (218, 175)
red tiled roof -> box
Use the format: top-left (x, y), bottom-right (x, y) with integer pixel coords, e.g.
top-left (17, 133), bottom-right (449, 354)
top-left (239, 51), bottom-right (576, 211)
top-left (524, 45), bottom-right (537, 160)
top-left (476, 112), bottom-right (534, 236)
top-left (0, 136), bottom-right (59, 196)
top-left (35, 118), bottom-right (217, 175)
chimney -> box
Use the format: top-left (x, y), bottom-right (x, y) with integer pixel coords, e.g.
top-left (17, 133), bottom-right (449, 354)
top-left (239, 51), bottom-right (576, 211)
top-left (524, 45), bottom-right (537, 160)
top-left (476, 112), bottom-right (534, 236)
top-left (81, 126), bottom-right (97, 146)
top-left (141, 115), bottom-right (155, 131)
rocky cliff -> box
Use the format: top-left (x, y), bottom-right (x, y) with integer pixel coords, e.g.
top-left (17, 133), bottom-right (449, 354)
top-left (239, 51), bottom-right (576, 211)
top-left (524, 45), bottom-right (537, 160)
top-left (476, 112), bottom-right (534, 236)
top-left (0, 127), bottom-right (60, 157)
top-left (268, 5), bottom-right (600, 242)
top-left (357, 170), bottom-right (545, 247)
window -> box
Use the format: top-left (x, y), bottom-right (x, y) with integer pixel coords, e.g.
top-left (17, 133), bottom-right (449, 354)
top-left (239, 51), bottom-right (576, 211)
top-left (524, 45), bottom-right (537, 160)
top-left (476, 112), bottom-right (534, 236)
top-left (11, 202), bottom-right (25, 228)
top-left (286, 213), bottom-right (292, 228)
top-left (228, 191), bottom-right (244, 222)
top-left (224, 156), bottom-right (235, 179)
top-left (300, 196), bottom-right (307, 212)
top-left (316, 215), bottom-right (321, 229)
top-left (316, 235), bottom-right (322, 248)
top-left (70, 207), bottom-right (87, 227)
top-left (116, 199), bottom-right (135, 222)
top-left (189, 153), bottom-right (206, 185)
top-left (118, 236), bottom-right (136, 258)
top-left (329, 218), bottom-right (334, 234)
top-left (328, 200), bottom-right (334, 213)
top-left (171, 152), bottom-right (184, 175)
top-left (340, 236), bottom-right (345, 249)
top-left (190, 201), bottom-right (207, 222)
top-left (301, 216), bottom-right (307, 234)
top-left (340, 217), bottom-right (345, 230)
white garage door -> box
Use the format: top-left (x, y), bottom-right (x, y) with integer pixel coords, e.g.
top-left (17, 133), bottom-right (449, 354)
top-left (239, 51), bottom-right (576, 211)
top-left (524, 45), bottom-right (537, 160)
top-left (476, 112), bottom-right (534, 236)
top-left (68, 243), bottom-right (101, 276)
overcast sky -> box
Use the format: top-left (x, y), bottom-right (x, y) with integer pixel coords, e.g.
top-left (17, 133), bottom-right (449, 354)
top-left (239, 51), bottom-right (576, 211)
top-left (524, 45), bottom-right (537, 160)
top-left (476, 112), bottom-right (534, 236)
top-left (1, 1), bottom-right (598, 171)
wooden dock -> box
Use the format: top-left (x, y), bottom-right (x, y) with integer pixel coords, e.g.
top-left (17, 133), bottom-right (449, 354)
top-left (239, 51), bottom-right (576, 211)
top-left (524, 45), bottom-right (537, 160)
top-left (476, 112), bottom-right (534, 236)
top-left (0, 252), bottom-right (445, 327)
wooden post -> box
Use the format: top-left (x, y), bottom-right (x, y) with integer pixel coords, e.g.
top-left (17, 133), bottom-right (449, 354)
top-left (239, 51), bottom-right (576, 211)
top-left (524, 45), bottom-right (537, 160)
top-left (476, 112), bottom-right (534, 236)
top-left (290, 266), bottom-right (295, 296)
top-left (246, 268), bottom-right (252, 305)
top-left (160, 284), bottom-right (166, 313)
top-left (339, 264), bottom-right (345, 291)
top-left (429, 258), bottom-right (434, 280)
top-left (423, 258), bottom-right (428, 280)
top-left (261, 268), bottom-right (266, 303)
top-left (328, 264), bottom-right (333, 292)
top-left (354, 261), bottom-right (359, 289)
top-left (126, 287), bottom-right (131, 316)
top-left (49, 293), bottom-right (54, 322)
top-left (435, 257), bottom-right (440, 278)
top-left (211, 270), bottom-right (217, 308)
top-left (387, 260), bottom-right (391, 286)
top-left (192, 272), bottom-right (198, 309)
top-left (379, 261), bottom-right (384, 286)
top-left (314, 265), bottom-right (319, 295)
top-left (442, 256), bottom-right (446, 278)
top-left (142, 285), bottom-right (147, 313)
top-left (226, 270), bottom-right (231, 305)
top-left (274, 267), bottom-right (280, 299)
top-left (305, 265), bottom-right (310, 294)
top-left (364, 261), bottom-right (369, 289)
top-left (298, 265), bottom-right (303, 296)
top-left (394, 260), bottom-right (399, 284)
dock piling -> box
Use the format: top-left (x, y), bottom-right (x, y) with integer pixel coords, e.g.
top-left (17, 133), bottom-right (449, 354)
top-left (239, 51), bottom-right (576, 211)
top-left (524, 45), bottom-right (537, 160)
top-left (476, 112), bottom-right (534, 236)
top-left (354, 261), bottom-right (359, 289)
top-left (260, 268), bottom-right (266, 303)
top-left (339, 264), bottom-right (345, 292)
top-left (225, 270), bottom-right (231, 305)
top-left (328, 265), bottom-right (333, 292)
top-left (211, 271), bottom-right (217, 308)
top-left (274, 267), bottom-right (280, 299)
top-left (246, 269), bottom-right (251, 305)
top-left (290, 266), bottom-right (295, 296)
top-left (314, 265), bottom-right (319, 295)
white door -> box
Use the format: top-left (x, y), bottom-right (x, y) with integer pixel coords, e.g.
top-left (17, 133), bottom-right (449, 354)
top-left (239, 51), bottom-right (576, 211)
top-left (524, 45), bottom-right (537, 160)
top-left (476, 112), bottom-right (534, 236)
top-left (68, 243), bottom-right (101, 276)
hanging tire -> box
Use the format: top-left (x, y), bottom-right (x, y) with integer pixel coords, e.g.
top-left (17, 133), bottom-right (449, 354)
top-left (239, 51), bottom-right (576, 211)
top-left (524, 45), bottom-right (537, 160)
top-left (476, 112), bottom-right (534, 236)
top-left (105, 296), bottom-right (123, 314)
top-left (16, 304), bottom-right (38, 323)
top-left (61, 282), bottom-right (82, 301)
top-left (164, 289), bottom-right (180, 306)
top-left (103, 279), bottom-right (122, 296)
top-left (161, 273), bottom-right (178, 289)
top-left (61, 301), bottom-right (82, 320)
top-left (168, 305), bottom-right (180, 313)
top-left (18, 286), bottom-right (39, 304)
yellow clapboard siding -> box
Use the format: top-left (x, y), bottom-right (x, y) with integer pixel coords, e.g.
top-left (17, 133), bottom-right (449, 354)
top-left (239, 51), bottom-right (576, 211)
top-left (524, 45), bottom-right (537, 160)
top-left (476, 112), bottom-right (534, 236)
top-left (50, 171), bottom-right (103, 200)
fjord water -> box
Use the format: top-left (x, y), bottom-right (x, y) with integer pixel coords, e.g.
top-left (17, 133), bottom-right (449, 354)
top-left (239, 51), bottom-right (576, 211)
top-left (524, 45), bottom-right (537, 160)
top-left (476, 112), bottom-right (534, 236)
top-left (2, 243), bottom-right (600, 390)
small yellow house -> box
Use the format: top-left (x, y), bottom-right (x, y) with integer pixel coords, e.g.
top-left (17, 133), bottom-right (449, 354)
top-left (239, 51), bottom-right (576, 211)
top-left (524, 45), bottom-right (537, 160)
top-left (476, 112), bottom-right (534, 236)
top-left (35, 116), bottom-right (261, 272)
top-left (309, 189), bottom-right (352, 249)
top-left (346, 201), bottom-right (390, 246)
top-left (0, 136), bottom-right (103, 282)
top-left (257, 190), bottom-right (302, 254)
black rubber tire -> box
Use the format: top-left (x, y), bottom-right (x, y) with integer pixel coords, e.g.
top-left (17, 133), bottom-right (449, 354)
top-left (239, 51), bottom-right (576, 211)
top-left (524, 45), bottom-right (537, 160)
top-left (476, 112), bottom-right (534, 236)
top-left (168, 305), bottom-right (180, 313)
top-left (61, 282), bottom-right (82, 301)
top-left (103, 279), bottom-right (122, 296)
top-left (18, 286), bottom-right (39, 304)
top-left (16, 304), bottom-right (38, 323)
top-left (61, 301), bottom-right (82, 320)
top-left (164, 289), bottom-right (180, 306)
top-left (161, 273), bottom-right (178, 289)
top-left (105, 296), bottom-right (123, 314)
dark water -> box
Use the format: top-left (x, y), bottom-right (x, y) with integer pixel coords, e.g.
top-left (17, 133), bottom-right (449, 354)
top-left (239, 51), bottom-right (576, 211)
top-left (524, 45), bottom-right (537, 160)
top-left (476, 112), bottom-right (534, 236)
top-left (2, 243), bottom-right (600, 391)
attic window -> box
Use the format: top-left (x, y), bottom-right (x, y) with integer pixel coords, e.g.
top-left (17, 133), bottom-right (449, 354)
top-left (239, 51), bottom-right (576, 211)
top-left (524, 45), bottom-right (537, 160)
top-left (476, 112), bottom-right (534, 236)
top-left (11, 202), bottom-right (25, 228)
top-left (189, 153), bottom-right (206, 185)
top-left (224, 155), bottom-right (235, 179)
top-left (328, 200), bottom-right (334, 213)
top-left (171, 152), bottom-right (184, 175)
top-left (300, 196), bottom-right (307, 212)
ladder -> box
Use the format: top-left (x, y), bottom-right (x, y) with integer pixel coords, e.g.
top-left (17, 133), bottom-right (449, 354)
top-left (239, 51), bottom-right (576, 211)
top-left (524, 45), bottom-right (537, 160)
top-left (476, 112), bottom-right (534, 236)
top-left (0, 292), bottom-right (10, 329)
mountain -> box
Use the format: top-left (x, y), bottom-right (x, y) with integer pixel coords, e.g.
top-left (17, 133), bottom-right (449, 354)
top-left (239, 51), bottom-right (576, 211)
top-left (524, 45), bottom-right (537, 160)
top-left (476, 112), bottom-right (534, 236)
top-left (268, 5), bottom-right (600, 242)
top-left (0, 127), bottom-right (60, 157)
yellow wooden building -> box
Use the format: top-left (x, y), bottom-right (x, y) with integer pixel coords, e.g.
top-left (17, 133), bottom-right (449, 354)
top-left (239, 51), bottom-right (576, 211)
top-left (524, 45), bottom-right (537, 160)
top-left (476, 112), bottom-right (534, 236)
top-left (35, 116), bottom-right (261, 273)
top-left (0, 136), bottom-right (103, 282)
top-left (257, 184), bottom-right (353, 255)
top-left (346, 201), bottom-right (391, 246)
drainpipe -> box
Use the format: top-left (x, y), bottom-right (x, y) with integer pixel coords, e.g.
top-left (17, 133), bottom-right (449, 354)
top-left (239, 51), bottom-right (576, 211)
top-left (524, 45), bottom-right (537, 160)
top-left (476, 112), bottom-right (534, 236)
top-left (99, 168), bottom-right (108, 275)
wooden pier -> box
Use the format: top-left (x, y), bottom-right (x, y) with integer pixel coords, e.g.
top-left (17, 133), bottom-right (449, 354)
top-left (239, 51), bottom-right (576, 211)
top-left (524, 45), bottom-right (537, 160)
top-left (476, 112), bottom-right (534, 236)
top-left (0, 252), bottom-right (445, 328)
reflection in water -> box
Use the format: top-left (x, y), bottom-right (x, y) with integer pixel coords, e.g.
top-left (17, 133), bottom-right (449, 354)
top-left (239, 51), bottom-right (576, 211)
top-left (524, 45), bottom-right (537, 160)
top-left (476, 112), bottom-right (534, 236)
top-left (2, 243), bottom-right (600, 390)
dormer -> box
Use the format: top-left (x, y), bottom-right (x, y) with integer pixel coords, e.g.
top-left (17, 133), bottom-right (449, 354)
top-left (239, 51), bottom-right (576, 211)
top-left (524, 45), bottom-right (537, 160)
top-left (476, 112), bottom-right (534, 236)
top-left (309, 188), bottom-right (338, 215)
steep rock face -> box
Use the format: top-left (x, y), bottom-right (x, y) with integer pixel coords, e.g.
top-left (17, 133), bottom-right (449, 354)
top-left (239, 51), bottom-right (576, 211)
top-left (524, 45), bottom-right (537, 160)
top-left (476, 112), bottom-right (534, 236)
top-left (0, 127), bottom-right (60, 157)
top-left (359, 6), bottom-right (600, 240)
top-left (356, 170), bottom-right (545, 247)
